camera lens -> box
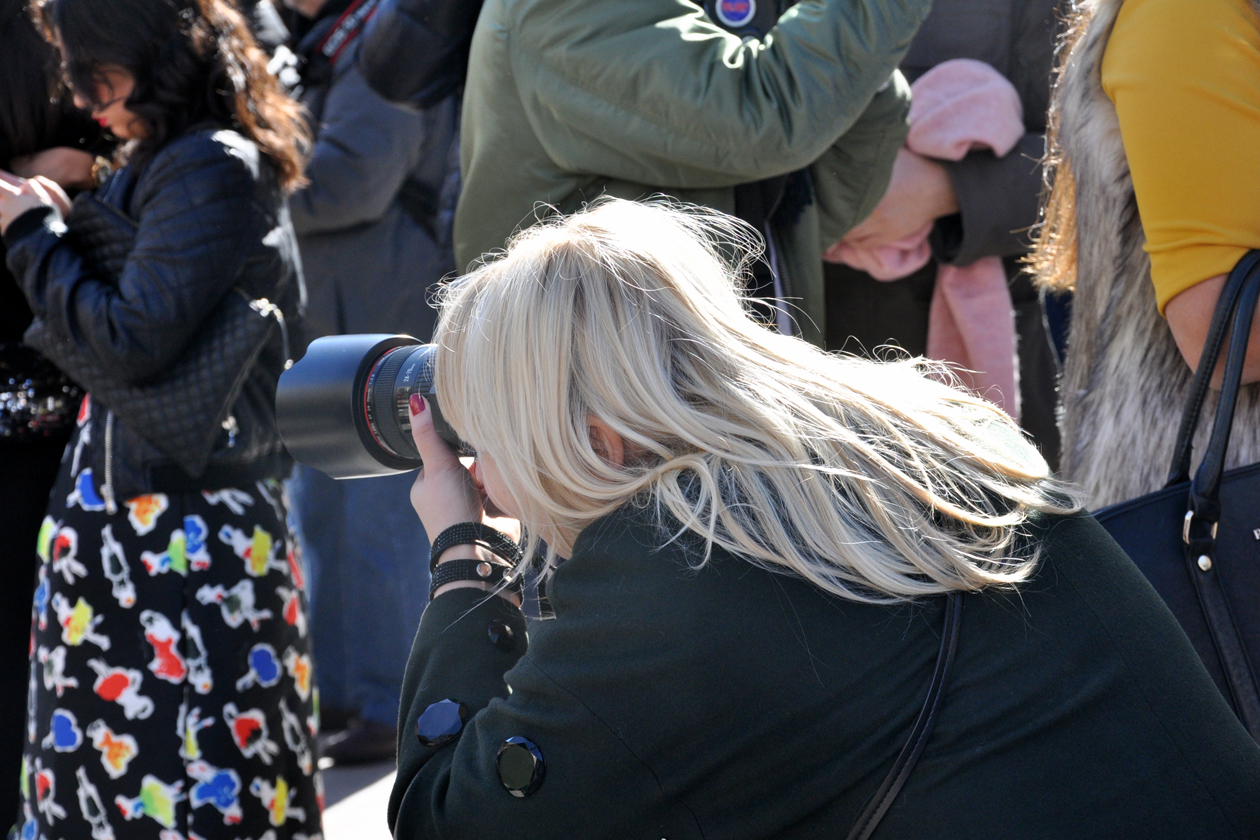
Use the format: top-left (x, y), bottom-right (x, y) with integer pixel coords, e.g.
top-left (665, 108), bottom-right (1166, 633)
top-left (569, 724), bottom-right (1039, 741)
top-left (276, 334), bottom-right (467, 479)
top-left (364, 343), bottom-right (442, 460)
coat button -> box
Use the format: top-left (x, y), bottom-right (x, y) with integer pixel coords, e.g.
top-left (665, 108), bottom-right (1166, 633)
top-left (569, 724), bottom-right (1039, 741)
top-left (496, 736), bottom-right (544, 797)
top-left (416, 699), bottom-right (469, 747)
top-left (488, 619), bottom-right (516, 651)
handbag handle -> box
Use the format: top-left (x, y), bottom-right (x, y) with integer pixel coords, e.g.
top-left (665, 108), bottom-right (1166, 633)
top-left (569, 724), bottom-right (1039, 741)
top-left (1187, 264), bottom-right (1260, 525)
top-left (1167, 249), bottom-right (1260, 487)
top-left (1173, 253), bottom-right (1260, 738)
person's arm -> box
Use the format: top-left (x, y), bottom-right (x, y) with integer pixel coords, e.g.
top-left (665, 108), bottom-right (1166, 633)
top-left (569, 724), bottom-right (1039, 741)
top-left (391, 396), bottom-right (697, 839)
top-left (1103, 0), bottom-right (1260, 382)
top-left (1165, 274), bottom-right (1260, 387)
top-left (928, 0), bottom-right (1062, 265)
top-left (929, 133), bottom-right (1043, 265)
top-left (288, 63), bottom-right (427, 235)
top-left (5, 133), bottom-right (261, 383)
top-left (849, 0), bottom-right (1062, 263)
top-left (9, 147), bottom-right (97, 192)
top-left (358, 0), bottom-right (483, 110)
top-left (811, 73), bottom-right (913, 250)
top-left (509, 0), bottom-right (931, 189)
top-left (387, 587), bottom-right (699, 840)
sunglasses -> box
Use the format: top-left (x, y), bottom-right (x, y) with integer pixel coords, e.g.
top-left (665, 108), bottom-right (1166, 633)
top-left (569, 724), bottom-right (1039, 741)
top-left (90, 95), bottom-right (127, 114)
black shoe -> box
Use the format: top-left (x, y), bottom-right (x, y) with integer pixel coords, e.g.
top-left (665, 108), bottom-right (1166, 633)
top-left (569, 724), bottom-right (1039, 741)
top-left (320, 719), bottom-right (397, 766)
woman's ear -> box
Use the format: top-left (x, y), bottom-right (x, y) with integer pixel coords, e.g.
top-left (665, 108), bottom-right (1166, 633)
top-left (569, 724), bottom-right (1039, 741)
top-left (587, 415), bottom-right (625, 468)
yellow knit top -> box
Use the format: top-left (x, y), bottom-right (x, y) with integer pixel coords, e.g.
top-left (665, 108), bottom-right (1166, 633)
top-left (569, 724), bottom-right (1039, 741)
top-left (1102, 0), bottom-right (1260, 314)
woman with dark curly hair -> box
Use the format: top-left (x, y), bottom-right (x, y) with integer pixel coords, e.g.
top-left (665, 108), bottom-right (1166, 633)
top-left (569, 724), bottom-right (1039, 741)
top-left (0, 0), bottom-right (319, 836)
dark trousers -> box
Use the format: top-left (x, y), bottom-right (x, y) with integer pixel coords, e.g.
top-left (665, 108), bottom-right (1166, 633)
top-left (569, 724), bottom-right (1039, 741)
top-left (287, 465), bottom-right (430, 727)
top-left (0, 437), bottom-right (66, 833)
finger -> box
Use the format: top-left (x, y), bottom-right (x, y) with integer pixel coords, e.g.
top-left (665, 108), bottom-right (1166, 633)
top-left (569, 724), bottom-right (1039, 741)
top-left (0, 177), bottom-right (22, 197)
top-left (0, 170), bottom-right (24, 186)
top-left (408, 394), bottom-right (461, 474)
top-left (23, 180), bottom-right (66, 219)
top-left (31, 176), bottom-right (71, 214)
top-left (24, 178), bottom-right (52, 204)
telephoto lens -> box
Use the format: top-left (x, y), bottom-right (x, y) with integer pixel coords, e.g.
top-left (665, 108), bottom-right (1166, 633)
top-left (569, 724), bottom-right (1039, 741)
top-left (275, 335), bottom-right (469, 478)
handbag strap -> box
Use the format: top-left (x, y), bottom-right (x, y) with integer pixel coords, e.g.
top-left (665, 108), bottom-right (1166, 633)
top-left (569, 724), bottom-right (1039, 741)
top-left (1174, 252), bottom-right (1260, 740)
top-left (1189, 268), bottom-right (1260, 520)
top-left (1167, 249), bottom-right (1260, 486)
top-left (846, 593), bottom-right (963, 840)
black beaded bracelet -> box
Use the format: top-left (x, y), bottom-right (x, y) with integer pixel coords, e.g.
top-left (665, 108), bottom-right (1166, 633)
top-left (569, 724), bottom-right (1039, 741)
top-left (430, 522), bottom-right (523, 573)
top-left (429, 557), bottom-right (522, 601)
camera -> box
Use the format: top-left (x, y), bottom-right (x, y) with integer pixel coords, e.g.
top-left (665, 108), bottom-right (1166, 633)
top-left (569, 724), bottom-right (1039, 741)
top-left (275, 334), bottom-right (468, 478)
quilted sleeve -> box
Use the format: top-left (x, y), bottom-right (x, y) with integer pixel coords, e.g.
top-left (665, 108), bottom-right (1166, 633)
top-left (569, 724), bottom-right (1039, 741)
top-left (10, 132), bottom-right (264, 384)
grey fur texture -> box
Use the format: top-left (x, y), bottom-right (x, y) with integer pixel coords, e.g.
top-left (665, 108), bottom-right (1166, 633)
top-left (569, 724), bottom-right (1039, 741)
top-left (1056, 0), bottom-right (1260, 508)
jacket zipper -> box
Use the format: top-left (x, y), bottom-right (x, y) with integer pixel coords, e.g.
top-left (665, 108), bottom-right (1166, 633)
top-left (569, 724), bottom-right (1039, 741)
top-left (103, 410), bottom-right (118, 514)
top-left (247, 295), bottom-right (293, 368)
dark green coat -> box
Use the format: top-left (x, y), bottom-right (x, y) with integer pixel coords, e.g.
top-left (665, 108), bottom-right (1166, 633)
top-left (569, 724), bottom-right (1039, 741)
top-left (388, 506), bottom-right (1260, 838)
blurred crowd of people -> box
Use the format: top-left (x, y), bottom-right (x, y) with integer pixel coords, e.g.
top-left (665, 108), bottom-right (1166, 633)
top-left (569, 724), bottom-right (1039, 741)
top-left (2, 0), bottom-right (1259, 836)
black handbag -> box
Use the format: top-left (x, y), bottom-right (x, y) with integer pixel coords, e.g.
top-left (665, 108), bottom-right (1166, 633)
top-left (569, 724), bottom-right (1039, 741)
top-left (1094, 249), bottom-right (1260, 742)
top-left (23, 190), bottom-right (290, 479)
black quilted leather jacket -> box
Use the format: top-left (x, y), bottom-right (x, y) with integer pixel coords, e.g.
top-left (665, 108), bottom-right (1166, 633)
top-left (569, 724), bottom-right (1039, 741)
top-left (3, 127), bottom-right (304, 501)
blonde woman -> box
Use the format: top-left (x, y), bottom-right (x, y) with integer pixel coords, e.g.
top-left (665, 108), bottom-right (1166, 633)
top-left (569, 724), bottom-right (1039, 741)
top-left (390, 200), bottom-right (1260, 839)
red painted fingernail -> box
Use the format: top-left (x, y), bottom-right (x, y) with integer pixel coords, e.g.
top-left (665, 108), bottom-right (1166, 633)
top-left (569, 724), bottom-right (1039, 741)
top-left (409, 394), bottom-right (424, 415)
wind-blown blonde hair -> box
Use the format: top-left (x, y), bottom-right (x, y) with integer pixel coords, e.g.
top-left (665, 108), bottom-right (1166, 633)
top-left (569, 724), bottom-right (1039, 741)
top-left (434, 199), bottom-right (1080, 604)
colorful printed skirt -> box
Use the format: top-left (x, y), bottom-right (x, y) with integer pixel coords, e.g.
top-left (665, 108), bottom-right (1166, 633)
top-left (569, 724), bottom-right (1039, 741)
top-left (16, 414), bottom-right (323, 840)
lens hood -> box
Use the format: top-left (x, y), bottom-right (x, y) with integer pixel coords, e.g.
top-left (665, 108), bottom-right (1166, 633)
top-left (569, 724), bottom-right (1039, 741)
top-left (276, 334), bottom-right (421, 478)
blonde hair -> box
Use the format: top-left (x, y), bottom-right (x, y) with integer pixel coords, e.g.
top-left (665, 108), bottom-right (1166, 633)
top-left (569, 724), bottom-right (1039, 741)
top-left (434, 199), bottom-right (1081, 604)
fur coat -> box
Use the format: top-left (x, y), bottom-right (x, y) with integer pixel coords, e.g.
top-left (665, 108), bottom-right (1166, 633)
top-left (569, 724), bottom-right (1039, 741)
top-left (1055, 0), bottom-right (1260, 508)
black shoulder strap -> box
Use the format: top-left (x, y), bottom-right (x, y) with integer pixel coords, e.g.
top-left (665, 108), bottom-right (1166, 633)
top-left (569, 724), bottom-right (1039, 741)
top-left (1177, 251), bottom-right (1260, 738)
top-left (1166, 249), bottom-right (1260, 487)
top-left (846, 592), bottom-right (964, 840)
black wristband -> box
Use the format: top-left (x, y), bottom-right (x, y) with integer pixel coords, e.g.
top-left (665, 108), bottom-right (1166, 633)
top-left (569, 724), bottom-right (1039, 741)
top-left (430, 522), bottom-right (523, 573)
top-left (429, 557), bottom-right (522, 601)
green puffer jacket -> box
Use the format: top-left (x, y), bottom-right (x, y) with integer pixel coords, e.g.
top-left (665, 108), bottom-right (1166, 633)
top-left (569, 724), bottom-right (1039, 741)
top-left (455, 0), bottom-right (930, 347)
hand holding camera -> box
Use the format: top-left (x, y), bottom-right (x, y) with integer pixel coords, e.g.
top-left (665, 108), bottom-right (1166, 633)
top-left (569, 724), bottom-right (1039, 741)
top-left (405, 393), bottom-right (484, 544)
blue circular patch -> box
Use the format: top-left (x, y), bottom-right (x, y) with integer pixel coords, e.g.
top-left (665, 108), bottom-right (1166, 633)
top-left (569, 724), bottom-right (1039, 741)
top-left (716, 0), bottom-right (756, 28)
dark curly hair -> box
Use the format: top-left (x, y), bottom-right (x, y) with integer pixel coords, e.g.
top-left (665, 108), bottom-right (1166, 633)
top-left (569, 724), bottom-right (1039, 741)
top-left (39, 0), bottom-right (310, 191)
top-left (0, 0), bottom-right (65, 167)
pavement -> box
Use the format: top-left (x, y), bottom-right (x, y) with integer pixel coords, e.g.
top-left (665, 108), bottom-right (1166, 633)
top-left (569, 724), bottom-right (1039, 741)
top-left (322, 760), bottom-right (396, 840)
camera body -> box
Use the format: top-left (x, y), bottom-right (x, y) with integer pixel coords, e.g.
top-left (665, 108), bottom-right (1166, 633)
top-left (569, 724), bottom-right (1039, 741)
top-left (275, 334), bottom-right (467, 478)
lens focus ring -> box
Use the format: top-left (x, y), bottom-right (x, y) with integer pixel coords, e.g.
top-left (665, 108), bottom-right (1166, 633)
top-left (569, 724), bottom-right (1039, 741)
top-left (369, 346), bottom-right (418, 459)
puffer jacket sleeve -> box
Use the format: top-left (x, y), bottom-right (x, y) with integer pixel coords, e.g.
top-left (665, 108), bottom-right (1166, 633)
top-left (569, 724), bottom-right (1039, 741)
top-left (8, 131), bottom-right (264, 384)
top-left (288, 61), bottom-right (427, 235)
top-left (812, 72), bottom-right (913, 250)
top-left (387, 589), bottom-right (697, 840)
top-left (508, 0), bottom-right (931, 188)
